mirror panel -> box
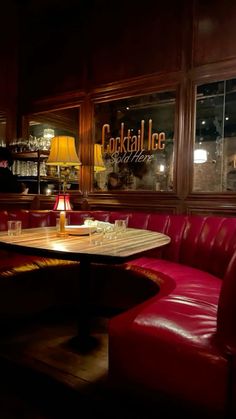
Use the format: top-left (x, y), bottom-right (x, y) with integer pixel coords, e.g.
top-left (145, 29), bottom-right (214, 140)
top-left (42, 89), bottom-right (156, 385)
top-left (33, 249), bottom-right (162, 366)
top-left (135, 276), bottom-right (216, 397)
top-left (94, 91), bottom-right (176, 192)
top-left (15, 107), bottom-right (80, 195)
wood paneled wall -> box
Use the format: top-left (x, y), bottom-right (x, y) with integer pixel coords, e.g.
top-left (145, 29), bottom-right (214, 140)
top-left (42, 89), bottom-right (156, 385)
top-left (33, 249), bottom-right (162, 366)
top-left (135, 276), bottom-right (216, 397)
top-left (2, 0), bottom-right (236, 215)
top-left (193, 0), bottom-right (236, 66)
top-left (0, 1), bottom-right (19, 141)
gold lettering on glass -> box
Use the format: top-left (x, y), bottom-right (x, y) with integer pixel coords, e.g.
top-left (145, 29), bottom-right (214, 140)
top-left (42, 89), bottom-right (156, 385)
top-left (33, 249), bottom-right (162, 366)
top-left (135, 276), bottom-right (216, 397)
top-left (101, 119), bottom-right (166, 153)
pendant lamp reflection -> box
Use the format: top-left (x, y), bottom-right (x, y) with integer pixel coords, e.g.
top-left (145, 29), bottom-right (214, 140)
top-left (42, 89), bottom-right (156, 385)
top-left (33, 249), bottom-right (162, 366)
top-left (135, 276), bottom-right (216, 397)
top-left (194, 148), bottom-right (207, 164)
top-left (94, 143), bottom-right (106, 172)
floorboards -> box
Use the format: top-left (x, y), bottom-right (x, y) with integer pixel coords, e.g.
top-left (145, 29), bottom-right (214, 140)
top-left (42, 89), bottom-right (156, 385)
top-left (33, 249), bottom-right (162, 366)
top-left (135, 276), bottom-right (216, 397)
top-left (0, 310), bottom-right (226, 419)
top-left (0, 312), bottom-right (111, 418)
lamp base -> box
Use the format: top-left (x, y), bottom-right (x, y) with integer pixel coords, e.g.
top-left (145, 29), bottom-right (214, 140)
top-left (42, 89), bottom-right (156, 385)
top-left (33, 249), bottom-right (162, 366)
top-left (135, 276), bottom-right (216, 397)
top-left (56, 230), bottom-right (68, 237)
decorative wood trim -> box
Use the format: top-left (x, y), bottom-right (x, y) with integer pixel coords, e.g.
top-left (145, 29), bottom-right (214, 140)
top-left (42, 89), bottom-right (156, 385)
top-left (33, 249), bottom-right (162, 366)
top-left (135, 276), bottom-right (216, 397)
top-left (89, 71), bottom-right (184, 102)
top-left (21, 90), bottom-right (86, 115)
top-left (188, 58), bottom-right (236, 83)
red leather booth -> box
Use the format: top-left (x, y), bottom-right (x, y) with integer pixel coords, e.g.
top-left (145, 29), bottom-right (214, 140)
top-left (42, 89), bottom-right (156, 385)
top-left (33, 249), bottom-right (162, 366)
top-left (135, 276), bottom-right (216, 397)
top-left (1, 209), bottom-right (236, 416)
top-left (108, 214), bottom-right (236, 417)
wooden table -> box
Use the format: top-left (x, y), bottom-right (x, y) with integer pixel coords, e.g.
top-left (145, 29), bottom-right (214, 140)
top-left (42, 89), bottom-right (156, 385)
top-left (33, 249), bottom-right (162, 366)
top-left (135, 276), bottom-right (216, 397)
top-left (0, 227), bottom-right (170, 351)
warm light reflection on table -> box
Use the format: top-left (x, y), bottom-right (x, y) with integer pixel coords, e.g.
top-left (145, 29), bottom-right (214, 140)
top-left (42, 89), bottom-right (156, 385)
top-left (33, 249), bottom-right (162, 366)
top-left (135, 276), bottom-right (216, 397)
top-left (0, 226), bottom-right (170, 350)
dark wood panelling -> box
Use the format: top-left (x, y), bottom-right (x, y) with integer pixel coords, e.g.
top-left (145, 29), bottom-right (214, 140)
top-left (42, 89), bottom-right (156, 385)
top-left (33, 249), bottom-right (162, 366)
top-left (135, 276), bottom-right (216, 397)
top-left (0, 194), bottom-right (38, 211)
top-left (18, 2), bottom-right (87, 101)
top-left (193, 0), bottom-right (236, 67)
top-left (87, 192), bottom-right (183, 214)
top-left (0, 0), bottom-right (18, 141)
top-left (185, 194), bottom-right (236, 216)
top-left (3, 0), bottom-right (236, 216)
top-left (18, 0), bottom-right (186, 102)
top-left (88, 0), bottom-right (184, 86)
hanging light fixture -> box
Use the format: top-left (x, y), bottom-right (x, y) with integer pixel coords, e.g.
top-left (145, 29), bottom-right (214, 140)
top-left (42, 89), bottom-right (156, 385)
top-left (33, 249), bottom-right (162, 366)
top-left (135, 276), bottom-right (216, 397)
top-left (194, 148), bottom-right (208, 164)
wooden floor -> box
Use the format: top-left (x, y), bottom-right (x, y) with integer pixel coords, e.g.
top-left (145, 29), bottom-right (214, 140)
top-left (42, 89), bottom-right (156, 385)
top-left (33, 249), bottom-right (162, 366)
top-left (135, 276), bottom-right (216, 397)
top-left (0, 310), bottom-right (163, 418)
top-left (0, 311), bottom-right (111, 418)
top-left (0, 310), bottom-right (225, 419)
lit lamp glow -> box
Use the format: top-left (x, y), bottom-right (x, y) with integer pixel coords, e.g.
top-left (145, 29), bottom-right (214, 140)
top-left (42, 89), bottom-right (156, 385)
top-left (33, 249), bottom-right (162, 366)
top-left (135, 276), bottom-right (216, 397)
top-left (43, 128), bottom-right (55, 140)
top-left (47, 136), bottom-right (81, 168)
top-left (94, 143), bottom-right (106, 172)
top-left (53, 194), bottom-right (72, 235)
top-left (46, 136), bottom-right (81, 235)
top-left (47, 135), bottom-right (82, 192)
top-left (94, 144), bottom-right (106, 190)
top-left (194, 148), bottom-right (207, 164)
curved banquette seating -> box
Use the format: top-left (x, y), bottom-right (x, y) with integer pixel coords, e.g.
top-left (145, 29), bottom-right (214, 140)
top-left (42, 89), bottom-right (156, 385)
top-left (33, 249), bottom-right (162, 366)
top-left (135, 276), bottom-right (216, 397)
top-left (108, 214), bottom-right (236, 417)
top-left (1, 209), bottom-right (236, 416)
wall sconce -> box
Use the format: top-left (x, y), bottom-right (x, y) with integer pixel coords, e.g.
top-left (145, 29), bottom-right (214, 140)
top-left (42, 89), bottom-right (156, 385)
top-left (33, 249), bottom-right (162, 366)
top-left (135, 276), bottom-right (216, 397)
top-left (194, 148), bottom-right (207, 164)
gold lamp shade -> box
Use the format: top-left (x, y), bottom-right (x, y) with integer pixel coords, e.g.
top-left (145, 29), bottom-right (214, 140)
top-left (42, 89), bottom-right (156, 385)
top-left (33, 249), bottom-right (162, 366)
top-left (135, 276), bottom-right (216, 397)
top-left (46, 136), bottom-right (82, 166)
top-left (94, 143), bottom-right (106, 172)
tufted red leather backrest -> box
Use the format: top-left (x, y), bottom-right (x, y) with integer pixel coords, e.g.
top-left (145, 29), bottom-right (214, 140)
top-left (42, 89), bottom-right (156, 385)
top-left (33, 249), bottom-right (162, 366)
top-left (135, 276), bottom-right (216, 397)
top-left (8, 210), bottom-right (30, 229)
top-left (178, 216), bottom-right (236, 278)
top-left (29, 211), bottom-right (53, 228)
top-left (148, 214), bottom-right (236, 278)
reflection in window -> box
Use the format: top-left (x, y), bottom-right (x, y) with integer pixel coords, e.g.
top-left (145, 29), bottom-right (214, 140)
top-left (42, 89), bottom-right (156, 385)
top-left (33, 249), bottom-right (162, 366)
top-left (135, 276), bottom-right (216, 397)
top-left (194, 78), bottom-right (236, 192)
top-left (0, 111), bottom-right (6, 147)
top-left (11, 108), bottom-right (80, 195)
top-left (94, 92), bottom-right (176, 192)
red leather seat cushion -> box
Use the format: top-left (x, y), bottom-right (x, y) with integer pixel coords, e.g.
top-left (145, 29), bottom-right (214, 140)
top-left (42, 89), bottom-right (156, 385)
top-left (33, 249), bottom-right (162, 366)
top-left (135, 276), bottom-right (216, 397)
top-left (110, 258), bottom-right (226, 412)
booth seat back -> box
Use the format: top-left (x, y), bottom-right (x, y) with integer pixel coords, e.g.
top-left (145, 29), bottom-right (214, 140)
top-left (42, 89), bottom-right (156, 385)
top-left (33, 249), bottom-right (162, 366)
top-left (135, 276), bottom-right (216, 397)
top-left (105, 212), bottom-right (236, 280)
top-left (1, 210), bottom-right (236, 280)
top-left (146, 214), bottom-right (236, 279)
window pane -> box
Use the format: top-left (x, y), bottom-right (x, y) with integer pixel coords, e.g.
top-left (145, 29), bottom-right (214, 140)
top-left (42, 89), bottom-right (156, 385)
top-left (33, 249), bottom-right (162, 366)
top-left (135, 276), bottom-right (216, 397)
top-left (94, 92), bottom-right (176, 192)
top-left (194, 78), bottom-right (236, 192)
top-left (0, 111), bottom-right (6, 147)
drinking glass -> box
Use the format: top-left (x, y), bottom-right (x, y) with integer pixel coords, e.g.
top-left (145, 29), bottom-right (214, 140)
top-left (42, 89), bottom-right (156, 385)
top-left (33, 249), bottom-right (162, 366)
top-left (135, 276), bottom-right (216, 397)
top-left (90, 224), bottom-right (104, 245)
top-left (7, 220), bottom-right (22, 236)
top-left (114, 219), bottom-right (127, 236)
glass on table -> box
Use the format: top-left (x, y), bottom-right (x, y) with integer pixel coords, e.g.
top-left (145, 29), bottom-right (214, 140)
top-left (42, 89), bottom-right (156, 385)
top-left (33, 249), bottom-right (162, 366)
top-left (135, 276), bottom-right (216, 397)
top-left (7, 220), bottom-right (22, 236)
top-left (90, 224), bottom-right (104, 245)
top-left (114, 219), bottom-right (127, 236)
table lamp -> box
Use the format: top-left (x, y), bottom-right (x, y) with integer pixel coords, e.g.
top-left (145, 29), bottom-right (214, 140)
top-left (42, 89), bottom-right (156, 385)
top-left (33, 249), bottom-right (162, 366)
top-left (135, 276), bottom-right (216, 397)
top-left (53, 193), bottom-right (72, 234)
top-left (47, 136), bottom-right (81, 234)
